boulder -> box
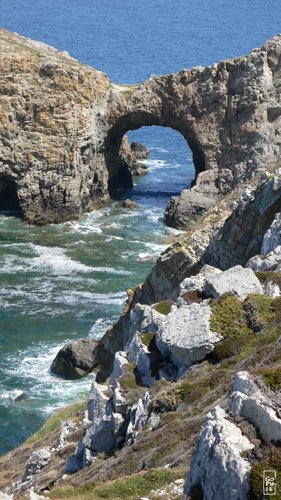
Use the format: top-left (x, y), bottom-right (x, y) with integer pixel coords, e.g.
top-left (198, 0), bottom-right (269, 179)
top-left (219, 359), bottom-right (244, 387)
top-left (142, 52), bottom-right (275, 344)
top-left (127, 333), bottom-right (156, 387)
top-left (204, 265), bottom-right (263, 299)
top-left (156, 302), bottom-right (222, 368)
top-left (51, 338), bottom-right (98, 379)
top-left (185, 406), bottom-right (254, 499)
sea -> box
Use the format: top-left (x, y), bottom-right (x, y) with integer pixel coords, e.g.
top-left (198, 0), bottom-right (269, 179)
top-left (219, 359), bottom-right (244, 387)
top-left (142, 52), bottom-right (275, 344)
top-left (1, 0), bottom-right (281, 455)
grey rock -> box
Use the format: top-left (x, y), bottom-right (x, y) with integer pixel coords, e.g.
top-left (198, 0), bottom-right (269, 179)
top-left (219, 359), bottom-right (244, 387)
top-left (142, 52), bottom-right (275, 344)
top-left (126, 392), bottom-right (150, 445)
top-left (109, 351), bottom-right (129, 388)
top-left (156, 302), bottom-right (222, 368)
top-left (57, 420), bottom-right (77, 451)
top-left (185, 406), bottom-right (254, 499)
top-left (247, 245), bottom-right (281, 271)
top-left (22, 448), bottom-right (51, 482)
top-left (130, 142), bottom-right (149, 160)
top-left (127, 334), bottom-right (156, 387)
top-left (51, 338), bottom-right (98, 379)
top-left (204, 265), bottom-right (263, 299)
top-left (261, 212), bottom-right (281, 255)
top-left (113, 386), bottom-right (128, 415)
top-left (229, 371), bottom-right (281, 443)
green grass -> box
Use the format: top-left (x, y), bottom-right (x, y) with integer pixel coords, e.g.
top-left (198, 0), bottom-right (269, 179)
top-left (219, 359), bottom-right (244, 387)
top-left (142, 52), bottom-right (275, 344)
top-left (248, 446), bottom-right (281, 500)
top-left (152, 300), bottom-right (174, 315)
top-left (256, 365), bottom-right (281, 391)
top-left (50, 467), bottom-right (184, 499)
top-left (210, 293), bottom-right (251, 337)
top-left (139, 332), bottom-right (155, 349)
top-left (26, 398), bottom-right (87, 444)
top-left (256, 271), bottom-right (281, 288)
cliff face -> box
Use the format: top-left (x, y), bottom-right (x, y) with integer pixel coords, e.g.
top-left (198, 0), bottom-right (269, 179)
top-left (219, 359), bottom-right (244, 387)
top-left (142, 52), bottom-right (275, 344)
top-left (1, 29), bottom-right (281, 224)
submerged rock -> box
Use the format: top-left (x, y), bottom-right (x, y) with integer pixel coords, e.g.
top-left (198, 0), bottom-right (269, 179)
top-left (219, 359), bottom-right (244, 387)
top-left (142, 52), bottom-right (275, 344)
top-left (122, 198), bottom-right (140, 210)
top-left (51, 338), bottom-right (98, 379)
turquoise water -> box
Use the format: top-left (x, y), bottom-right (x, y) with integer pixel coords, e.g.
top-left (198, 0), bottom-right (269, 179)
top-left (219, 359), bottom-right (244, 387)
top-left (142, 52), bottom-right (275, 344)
top-left (1, 0), bottom-right (281, 455)
top-left (0, 128), bottom-right (193, 454)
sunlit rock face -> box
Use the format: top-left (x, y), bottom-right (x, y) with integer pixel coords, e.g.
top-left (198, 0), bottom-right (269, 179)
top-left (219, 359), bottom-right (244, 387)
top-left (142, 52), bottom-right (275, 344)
top-left (1, 29), bottom-right (281, 224)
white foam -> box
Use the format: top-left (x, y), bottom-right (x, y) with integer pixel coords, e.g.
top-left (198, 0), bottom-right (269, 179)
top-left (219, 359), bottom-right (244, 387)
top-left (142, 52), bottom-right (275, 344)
top-left (149, 147), bottom-right (169, 153)
top-left (1, 245), bottom-right (95, 275)
top-left (139, 159), bottom-right (167, 169)
top-left (89, 316), bottom-right (119, 338)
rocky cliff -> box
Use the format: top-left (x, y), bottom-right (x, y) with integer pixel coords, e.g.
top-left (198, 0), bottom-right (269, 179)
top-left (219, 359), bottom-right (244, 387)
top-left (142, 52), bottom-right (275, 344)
top-left (1, 31), bottom-right (281, 500)
top-left (1, 165), bottom-right (281, 500)
top-left (1, 29), bottom-right (281, 225)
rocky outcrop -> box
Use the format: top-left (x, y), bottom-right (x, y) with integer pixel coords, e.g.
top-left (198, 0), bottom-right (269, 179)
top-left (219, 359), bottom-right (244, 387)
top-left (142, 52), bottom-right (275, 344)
top-left (156, 302), bottom-right (222, 369)
top-left (185, 406), bottom-right (254, 499)
top-left (1, 29), bottom-right (281, 225)
top-left (186, 370), bottom-right (281, 499)
top-left (22, 449), bottom-right (51, 483)
top-left (229, 371), bottom-right (281, 443)
top-left (50, 338), bottom-right (98, 379)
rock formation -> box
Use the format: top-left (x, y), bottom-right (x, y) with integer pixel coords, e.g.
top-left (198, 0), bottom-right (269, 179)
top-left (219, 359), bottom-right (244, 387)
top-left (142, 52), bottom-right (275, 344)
top-left (50, 338), bottom-right (98, 379)
top-left (1, 29), bottom-right (281, 225)
top-left (1, 30), bottom-right (281, 500)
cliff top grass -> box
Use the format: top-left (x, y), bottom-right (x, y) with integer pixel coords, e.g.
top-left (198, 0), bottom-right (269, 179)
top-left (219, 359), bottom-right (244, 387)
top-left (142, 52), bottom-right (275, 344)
top-left (26, 398), bottom-right (87, 445)
top-left (49, 467), bottom-right (185, 500)
top-left (152, 299), bottom-right (174, 315)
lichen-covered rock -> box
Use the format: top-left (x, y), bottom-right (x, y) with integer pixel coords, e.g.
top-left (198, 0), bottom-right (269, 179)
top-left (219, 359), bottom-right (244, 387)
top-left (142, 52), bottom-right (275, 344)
top-left (204, 265), bottom-right (263, 299)
top-left (51, 338), bottom-right (98, 379)
top-left (229, 371), bottom-right (281, 443)
top-left (156, 302), bottom-right (222, 368)
top-left (185, 406), bottom-right (254, 499)
top-left (22, 448), bottom-right (52, 482)
top-left (202, 171), bottom-right (281, 269)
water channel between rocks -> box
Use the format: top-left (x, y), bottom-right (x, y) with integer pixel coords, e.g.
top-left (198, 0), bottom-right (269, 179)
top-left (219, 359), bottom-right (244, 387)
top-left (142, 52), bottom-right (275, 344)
top-left (0, 127), bottom-right (194, 455)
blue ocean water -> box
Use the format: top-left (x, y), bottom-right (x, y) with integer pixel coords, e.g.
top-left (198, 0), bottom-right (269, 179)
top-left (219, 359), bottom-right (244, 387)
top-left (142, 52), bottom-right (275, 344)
top-left (0, 0), bottom-right (281, 455)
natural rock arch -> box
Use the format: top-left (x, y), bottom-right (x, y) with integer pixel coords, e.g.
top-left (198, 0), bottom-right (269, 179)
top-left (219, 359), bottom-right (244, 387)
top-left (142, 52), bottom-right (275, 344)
top-left (105, 112), bottom-right (205, 193)
top-left (1, 30), bottom-right (281, 225)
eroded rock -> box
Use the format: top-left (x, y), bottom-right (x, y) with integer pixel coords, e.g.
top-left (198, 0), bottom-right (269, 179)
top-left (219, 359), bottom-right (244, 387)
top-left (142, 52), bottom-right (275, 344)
top-left (185, 406), bottom-right (254, 499)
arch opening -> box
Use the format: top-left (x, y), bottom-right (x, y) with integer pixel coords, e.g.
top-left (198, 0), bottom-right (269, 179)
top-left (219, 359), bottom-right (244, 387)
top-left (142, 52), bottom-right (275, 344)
top-left (0, 175), bottom-right (21, 215)
top-left (105, 114), bottom-right (206, 196)
top-left (106, 125), bottom-right (196, 212)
